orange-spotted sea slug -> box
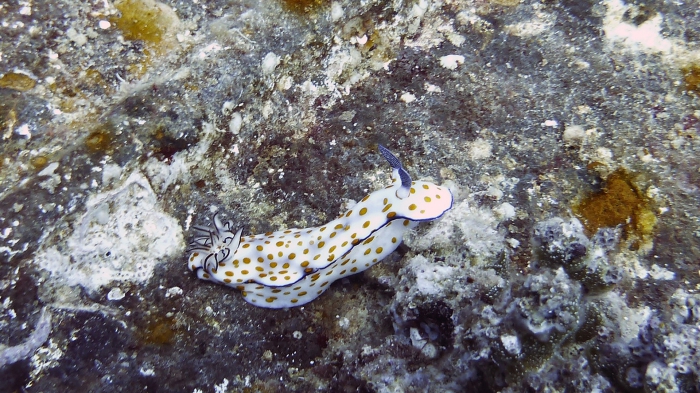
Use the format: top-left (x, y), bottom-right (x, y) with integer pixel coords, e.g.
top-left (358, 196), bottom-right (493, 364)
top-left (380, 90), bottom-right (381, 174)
top-left (187, 146), bottom-right (453, 308)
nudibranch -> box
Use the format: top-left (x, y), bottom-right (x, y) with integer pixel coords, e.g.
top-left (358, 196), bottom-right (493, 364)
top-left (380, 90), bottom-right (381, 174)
top-left (187, 146), bottom-right (453, 308)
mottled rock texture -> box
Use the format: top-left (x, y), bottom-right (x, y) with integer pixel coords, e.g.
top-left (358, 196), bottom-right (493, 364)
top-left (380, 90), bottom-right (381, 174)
top-left (1, 0), bottom-right (699, 391)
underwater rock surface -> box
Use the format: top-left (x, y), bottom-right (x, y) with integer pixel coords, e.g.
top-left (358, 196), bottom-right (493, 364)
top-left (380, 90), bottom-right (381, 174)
top-left (1, 0), bottom-right (699, 391)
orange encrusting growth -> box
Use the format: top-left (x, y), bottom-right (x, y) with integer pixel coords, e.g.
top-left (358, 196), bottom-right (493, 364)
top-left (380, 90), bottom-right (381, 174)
top-left (573, 168), bottom-right (656, 245)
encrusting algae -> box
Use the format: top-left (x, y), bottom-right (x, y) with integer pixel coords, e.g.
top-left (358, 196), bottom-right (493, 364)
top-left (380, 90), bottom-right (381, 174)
top-left (573, 168), bottom-right (656, 246)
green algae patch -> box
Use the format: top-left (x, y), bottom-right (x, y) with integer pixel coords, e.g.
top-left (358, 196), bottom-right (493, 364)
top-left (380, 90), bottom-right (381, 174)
top-left (30, 155), bottom-right (50, 171)
top-left (280, 0), bottom-right (329, 14)
top-left (573, 169), bottom-right (656, 242)
top-left (85, 128), bottom-right (113, 153)
top-left (0, 72), bottom-right (36, 92)
top-left (490, 0), bottom-right (520, 6)
top-left (142, 316), bottom-right (177, 345)
top-left (110, 0), bottom-right (180, 73)
top-left (112, 0), bottom-right (177, 44)
top-left (110, 0), bottom-right (180, 78)
top-left (682, 64), bottom-right (700, 94)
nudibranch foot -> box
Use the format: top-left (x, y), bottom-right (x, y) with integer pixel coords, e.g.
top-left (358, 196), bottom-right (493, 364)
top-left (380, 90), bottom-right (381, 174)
top-left (187, 146), bottom-right (453, 308)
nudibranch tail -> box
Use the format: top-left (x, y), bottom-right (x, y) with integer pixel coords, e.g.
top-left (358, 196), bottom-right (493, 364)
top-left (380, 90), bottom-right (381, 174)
top-left (187, 146), bottom-right (453, 308)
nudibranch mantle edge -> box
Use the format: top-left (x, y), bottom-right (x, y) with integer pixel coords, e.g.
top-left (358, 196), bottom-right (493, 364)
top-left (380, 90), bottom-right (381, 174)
top-left (187, 146), bottom-right (453, 308)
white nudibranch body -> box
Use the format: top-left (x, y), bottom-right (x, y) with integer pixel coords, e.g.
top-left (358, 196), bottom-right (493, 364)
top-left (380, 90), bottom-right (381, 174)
top-left (187, 146), bottom-right (453, 308)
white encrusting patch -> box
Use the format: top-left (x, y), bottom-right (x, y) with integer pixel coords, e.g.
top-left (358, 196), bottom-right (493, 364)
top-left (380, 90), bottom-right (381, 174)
top-left (35, 173), bottom-right (184, 293)
top-left (439, 54), bottom-right (465, 70)
top-left (261, 52), bottom-right (281, 75)
top-left (187, 147), bottom-right (453, 308)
